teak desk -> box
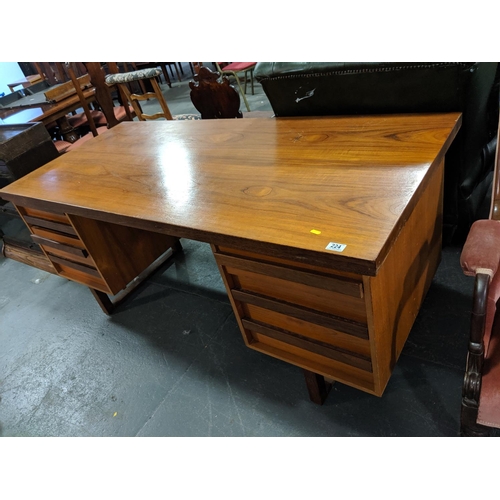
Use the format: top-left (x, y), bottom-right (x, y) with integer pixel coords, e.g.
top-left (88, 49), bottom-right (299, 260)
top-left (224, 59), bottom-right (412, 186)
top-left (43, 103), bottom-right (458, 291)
top-left (0, 114), bottom-right (461, 402)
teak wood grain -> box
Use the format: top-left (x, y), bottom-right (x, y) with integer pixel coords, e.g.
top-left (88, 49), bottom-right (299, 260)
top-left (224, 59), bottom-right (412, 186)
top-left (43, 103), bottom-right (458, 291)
top-left (0, 114), bottom-right (461, 276)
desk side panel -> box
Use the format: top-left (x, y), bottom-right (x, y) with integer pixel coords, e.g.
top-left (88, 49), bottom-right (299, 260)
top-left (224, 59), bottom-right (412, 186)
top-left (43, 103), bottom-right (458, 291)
top-left (68, 214), bottom-right (179, 295)
top-left (366, 158), bottom-right (444, 395)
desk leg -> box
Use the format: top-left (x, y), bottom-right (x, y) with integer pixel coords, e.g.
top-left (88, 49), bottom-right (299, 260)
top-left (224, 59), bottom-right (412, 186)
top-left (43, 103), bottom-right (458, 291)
top-left (303, 369), bottom-right (332, 405)
top-left (90, 288), bottom-right (114, 315)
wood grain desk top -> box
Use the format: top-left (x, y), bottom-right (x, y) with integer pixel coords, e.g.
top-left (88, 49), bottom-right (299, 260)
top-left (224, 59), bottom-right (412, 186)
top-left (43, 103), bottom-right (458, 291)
top-left (0, 113), bottom-right (461, 275)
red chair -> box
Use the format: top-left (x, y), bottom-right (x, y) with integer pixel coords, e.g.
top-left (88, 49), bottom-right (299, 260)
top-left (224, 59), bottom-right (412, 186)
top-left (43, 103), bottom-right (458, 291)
top-left (215, 62), bottom-right (256, 112)
top-left (459, 112), bottom-right (500, 436)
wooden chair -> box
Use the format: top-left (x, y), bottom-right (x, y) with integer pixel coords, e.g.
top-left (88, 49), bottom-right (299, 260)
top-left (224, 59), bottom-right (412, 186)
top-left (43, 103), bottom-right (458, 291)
top-left (84, 62), bottom-right (136, 128)
top-left (162, 62), bottom-right (183, 82)
top-left (459, 112), bottom-right (500, 436)
top-left (215, 62), bottom-right (257, 112)
top-left (65, 66), bottom-right (107, 136)
top-left (53, 63), bottom-right (113, 153)
top-left (189, 66), bottom-right (243, 119)
top-left (104, 67), bottom-right (174, 121)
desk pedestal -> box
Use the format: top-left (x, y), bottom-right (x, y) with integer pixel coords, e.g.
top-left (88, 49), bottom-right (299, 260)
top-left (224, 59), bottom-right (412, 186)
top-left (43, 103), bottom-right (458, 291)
top-left (213, 159), bottom-right (444, 398)
top-left (10, 204), bottom-right (180, 315)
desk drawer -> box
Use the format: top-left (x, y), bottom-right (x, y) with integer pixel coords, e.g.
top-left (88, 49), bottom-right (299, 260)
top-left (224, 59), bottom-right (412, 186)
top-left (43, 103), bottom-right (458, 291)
top-left (213, 249), bottom-right (367, 323)
top-left (21, 207), bottom-right (70, 224)
top-left (49, 254), bottom-right (110, 293)
top-left (30, 233), bottom-right (94, 267)
top-left (246, 322), bottom-right (375, 392)
top-left (30, 226), bottom-right (86, 249)
top-left (213, 245), bottom-right (374, 392)
top-left (19, 206), bottom-right (77, 236)
top-left (16, 204), bottom-right (109, 292)
top-left (14, 204), bottom-right (179, 296)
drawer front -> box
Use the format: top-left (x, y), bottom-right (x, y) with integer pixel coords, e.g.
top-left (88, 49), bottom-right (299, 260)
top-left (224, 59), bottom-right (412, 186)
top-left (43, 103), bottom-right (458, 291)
top-left (49, 254), bottom-right (111, 294)
top-left (241, 302), bottom-right (371, 358)
top-left (213, 246), bottom-right (374, 393)
top-left (16, 204), bottom-right (110, 293)
top-left (19, 206), bottom-right (77, 237)
top-left (30, 226), bottom-right (86, 249)
top-left (247, 327), bottom-right (375, 393)
top-left (214, 252), bottom-right (367, 323)
top-left (30, 233), bottom-right (94, 267)
top-left (21, 206), bottom-right (71, 224)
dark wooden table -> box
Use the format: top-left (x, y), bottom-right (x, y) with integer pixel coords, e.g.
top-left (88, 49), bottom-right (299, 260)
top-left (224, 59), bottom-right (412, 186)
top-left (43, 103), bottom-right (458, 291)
top-left (0, 114), bottom-right (461, 403)
top-left (0, 86), bottom-right (96, 142)
top-left (7, 74), bottom-right (43, 93)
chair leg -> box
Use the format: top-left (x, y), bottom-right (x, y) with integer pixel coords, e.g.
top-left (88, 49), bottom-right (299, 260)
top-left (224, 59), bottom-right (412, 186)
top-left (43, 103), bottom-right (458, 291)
top-left (151, 78), bottom-right (173, 120)
top-left (173, 64), bottom-right (182, 82)
top-left (232, 73), bottom-right (251, 112)
top-left (159, 64), bottom-right (172, 88)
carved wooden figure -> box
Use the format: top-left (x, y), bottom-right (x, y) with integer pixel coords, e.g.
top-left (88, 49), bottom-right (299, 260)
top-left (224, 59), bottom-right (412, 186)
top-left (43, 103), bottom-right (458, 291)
top-left (189, 66), bottom-right (243, 119)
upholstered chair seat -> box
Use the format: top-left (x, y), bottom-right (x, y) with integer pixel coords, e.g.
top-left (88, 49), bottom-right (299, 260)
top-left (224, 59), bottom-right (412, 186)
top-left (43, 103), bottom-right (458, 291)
top-left (460, 219), bottom-right (500, 432)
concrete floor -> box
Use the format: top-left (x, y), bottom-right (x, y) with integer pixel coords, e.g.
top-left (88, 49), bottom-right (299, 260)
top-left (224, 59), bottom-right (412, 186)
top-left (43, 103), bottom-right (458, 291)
top-left (0, 63), bottom-right (493, 436)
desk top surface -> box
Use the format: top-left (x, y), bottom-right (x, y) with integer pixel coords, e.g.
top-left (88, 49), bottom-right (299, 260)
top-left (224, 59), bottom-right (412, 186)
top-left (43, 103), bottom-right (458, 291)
top-left (0, 113), bottom-right (461, 274)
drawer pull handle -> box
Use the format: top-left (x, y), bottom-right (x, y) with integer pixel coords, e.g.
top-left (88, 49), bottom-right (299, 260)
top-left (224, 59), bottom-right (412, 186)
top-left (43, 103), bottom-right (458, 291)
top-left (24, 215), bottom-right (77, 236)
top-left (48, 255), bottom-right (101, 278)
top-left (30, 234), bottom-right (88, 258)
top-left (216, 253), bottom-right (363, 298)
top-left (242, 319), bottom-right (373, 373)
top-left (232, 289), bottom-right (368, 339)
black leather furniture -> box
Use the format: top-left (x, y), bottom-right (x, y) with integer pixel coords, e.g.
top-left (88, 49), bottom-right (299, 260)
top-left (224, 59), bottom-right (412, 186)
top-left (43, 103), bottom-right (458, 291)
top-left (255, 62), bottom-right (500, 243)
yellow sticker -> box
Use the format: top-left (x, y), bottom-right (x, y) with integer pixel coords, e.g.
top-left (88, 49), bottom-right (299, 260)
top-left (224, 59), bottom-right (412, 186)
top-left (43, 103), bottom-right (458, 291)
top-left (113, 412), bottom-right (118, 417)
top-left (310, 229), bottom-right (321, 235)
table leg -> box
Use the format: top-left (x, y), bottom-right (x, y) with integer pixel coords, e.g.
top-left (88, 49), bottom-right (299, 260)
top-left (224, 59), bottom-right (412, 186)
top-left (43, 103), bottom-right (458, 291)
top-left (303, 369), bottom-right (332, 405)
top-left (57, 116), bottom-right (80, 143)
top-left (90, 288), bottom-right (114, 315)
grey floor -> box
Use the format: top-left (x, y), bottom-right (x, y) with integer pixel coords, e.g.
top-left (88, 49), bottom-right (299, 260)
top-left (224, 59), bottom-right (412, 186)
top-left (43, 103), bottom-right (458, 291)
top-left (0, 63), bottom-right (490, 437)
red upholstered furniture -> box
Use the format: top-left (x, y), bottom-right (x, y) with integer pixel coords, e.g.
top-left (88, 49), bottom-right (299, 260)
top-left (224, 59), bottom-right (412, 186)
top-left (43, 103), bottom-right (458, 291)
top-left (215, 62), bottom-right (256, 112)
top-left (460, 115), bottom-right (500, 436)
